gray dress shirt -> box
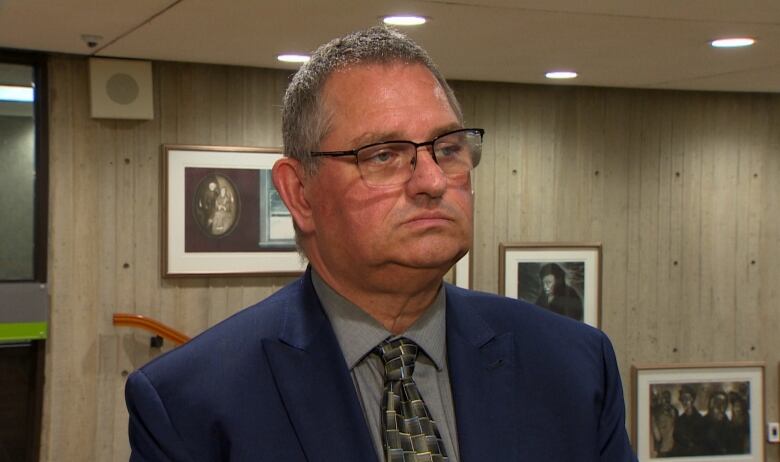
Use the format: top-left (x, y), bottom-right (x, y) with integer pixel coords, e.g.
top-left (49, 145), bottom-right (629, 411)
top-left (311, 270), bottom-right (460, 462)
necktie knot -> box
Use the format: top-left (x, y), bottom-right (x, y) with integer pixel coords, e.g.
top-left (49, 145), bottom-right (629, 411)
top-left (377, 338), bottom-right (418, 381)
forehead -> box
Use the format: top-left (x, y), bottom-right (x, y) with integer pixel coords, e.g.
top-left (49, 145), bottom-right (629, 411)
top-left (322, 61), bottom-right (442, 97)
top-left (319, 62), bottom-right (458, 141)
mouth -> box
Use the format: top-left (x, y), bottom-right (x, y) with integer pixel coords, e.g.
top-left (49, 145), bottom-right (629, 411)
top-left (403, 213), bottom-right (454, 225)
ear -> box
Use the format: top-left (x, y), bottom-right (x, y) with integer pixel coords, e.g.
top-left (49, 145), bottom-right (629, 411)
top-left (272, 157), bottom-right (315, 234)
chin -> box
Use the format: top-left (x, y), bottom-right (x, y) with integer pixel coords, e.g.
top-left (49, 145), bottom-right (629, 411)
top-left (399, 244), bottom-right (466, 270)
top-left (404, 258), bottom-right (455, 271)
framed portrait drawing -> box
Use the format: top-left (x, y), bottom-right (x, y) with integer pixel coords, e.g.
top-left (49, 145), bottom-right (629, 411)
top-left (162, 145), bottom-right (306, 277)
top-left (631, 362), bottom-right (764, 462)
top-left (499, 243), bottom-right (600, 327)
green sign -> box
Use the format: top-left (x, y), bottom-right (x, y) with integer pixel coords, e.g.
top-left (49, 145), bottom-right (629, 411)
top-left (0, 322), bottom-right (47, 341)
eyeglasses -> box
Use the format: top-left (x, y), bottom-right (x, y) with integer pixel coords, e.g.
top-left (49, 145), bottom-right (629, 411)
top-left (310, 128), bottom-right (484, 188)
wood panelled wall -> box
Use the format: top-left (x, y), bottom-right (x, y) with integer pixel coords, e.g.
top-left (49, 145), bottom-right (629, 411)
top-left (44, 56), bottom-right (297, 461)
top-left (454, 81), bottom-right (780, 460)
top-left (43, 55), bottom-right (780, 461)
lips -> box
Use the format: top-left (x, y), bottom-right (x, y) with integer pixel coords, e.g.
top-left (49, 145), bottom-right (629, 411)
top-left (402, 212), bottom-right (454, 225)
top-left (410, 213), bottom-right (450, 220)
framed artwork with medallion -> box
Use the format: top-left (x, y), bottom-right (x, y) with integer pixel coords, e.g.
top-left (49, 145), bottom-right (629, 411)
top-left (161, 145), bottom-right (306, 277)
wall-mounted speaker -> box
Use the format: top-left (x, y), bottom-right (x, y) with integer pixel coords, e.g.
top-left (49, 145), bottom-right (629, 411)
top-left (89, 58), bottom-right (153, 120)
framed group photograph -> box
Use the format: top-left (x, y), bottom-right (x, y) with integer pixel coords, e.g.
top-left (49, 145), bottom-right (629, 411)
top-left (632, 362), bottom-right (765, 462)
top-left (162, 145), bottom-right (307, 277)
top-left (498, 243), bottom-right (600, 327)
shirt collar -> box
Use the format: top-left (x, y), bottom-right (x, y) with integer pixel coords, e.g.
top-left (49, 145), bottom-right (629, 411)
top-left (311, 268), bottom-right (447, 371)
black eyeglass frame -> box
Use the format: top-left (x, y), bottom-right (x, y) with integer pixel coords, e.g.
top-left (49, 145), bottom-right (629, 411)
top-left (310, 128), bottom-right (485, 164)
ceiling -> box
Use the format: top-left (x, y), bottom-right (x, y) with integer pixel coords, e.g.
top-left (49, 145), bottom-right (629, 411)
top-left (1, 0), bottom-right (779, 93)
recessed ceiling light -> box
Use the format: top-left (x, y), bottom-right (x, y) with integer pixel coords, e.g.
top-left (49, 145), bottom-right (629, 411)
top-left (545, 71), bottom-right (578, 80)
top-left (277, 54), bottom-right (310, 63)
top-left (0, 85), bottom-right (34, 102)
top-left (711, 37), bottom-right (755, 48)
top-left (382, 15), bottom-right (427, 26)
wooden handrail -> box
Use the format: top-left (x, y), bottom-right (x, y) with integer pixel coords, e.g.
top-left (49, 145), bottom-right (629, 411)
top-left (112, 313), bottom-right (191, 345)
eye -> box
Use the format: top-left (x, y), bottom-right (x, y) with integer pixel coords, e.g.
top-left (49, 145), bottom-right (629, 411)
top-left (436, 142), bottom-right (464, 158)
top-left (368, 149), bottom-right (396, 163)
top-left (359, 144), bottom-right (406, 166)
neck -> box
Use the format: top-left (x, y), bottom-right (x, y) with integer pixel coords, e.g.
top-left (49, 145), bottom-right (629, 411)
top-left (360, 287), bottom-right (441, 335)
top-left (312, 264), bottom-right (444, 335)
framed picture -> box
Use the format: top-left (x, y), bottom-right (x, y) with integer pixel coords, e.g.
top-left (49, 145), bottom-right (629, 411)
top-left (453, 251), bottom-right (471, 289)
top-left (631, 362), bottom-right (765, 462)
top-left (162, 145), bottom-right (307, 277)
top-left (499, 243), bottom-right (600, 327)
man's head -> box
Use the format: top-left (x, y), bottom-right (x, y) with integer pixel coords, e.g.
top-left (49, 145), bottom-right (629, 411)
top-left (731, 397), bottom-right (747, 423)
top-left (273, 27), bottom-right (476, 296)
top-left (707, 391), bottom-right (728, 420)
top-left (282, 26), bottom-right (463, 175)
top-left (539, 263), bottom-right (566, 296)
top-left (679, 385), bottom-right (696, 413)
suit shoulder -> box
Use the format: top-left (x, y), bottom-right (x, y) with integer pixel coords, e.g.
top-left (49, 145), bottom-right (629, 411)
top-left (445, 284), bottom-right (605, 344)
top-left (138, 277), bottom-right (305, 379)
top-left (446, 285), bottom-right (616, 390)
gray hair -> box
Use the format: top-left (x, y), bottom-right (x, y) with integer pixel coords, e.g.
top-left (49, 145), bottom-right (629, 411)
top-left (282, 26), bottom-right (463, 174)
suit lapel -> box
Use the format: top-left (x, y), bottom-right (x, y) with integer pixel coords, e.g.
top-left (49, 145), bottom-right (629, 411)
top-left (446, 286), bottom-right (520, 460)
top-left (264, 272), bottom-right (377, 462)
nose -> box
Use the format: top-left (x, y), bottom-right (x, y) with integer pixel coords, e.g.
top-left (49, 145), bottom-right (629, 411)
top-left (405, 146), bottom-right (447, 198)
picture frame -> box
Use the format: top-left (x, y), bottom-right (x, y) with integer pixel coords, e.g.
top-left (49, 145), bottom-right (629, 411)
top-left (498, 243), bottom-right (601, 327)
top-left (161, 144), bottom-right (306, 277)
top-left (453, 251), bottom-right (471, 289)
top-left (631, 362), bottom-right (765, 462)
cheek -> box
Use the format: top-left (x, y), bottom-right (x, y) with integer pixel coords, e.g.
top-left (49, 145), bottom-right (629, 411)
top-left (319, 187), bottom-right (399, 238)
top-left (454, 188), bottom-right (474, 211)
top-left (351, 198), bottom-right (399, 235)
top-left (442, 181), bottom-right (474, 218)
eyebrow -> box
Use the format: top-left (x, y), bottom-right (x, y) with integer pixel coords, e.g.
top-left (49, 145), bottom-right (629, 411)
top-left (349, 123), bottom-right (464, 148)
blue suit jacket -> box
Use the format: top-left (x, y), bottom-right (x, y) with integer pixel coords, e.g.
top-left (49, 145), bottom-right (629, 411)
top-left (126, 270), bottom-right (637, 461)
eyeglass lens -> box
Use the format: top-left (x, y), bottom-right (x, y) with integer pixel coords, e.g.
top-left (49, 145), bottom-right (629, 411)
top-left (356, 129), bottom-right (482, 187)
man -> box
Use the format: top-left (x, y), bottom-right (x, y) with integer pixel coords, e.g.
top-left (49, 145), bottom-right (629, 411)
top-left (672, 385), bottom-right (705, 456)
top-left (727, 396), bottom-right (750, 454)
top-left (126, 27), bottom-right (637, 461)
top-left (700, 391), bottom-right (731, 455)
top-left (534, 262), bottom-right (584, 321)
